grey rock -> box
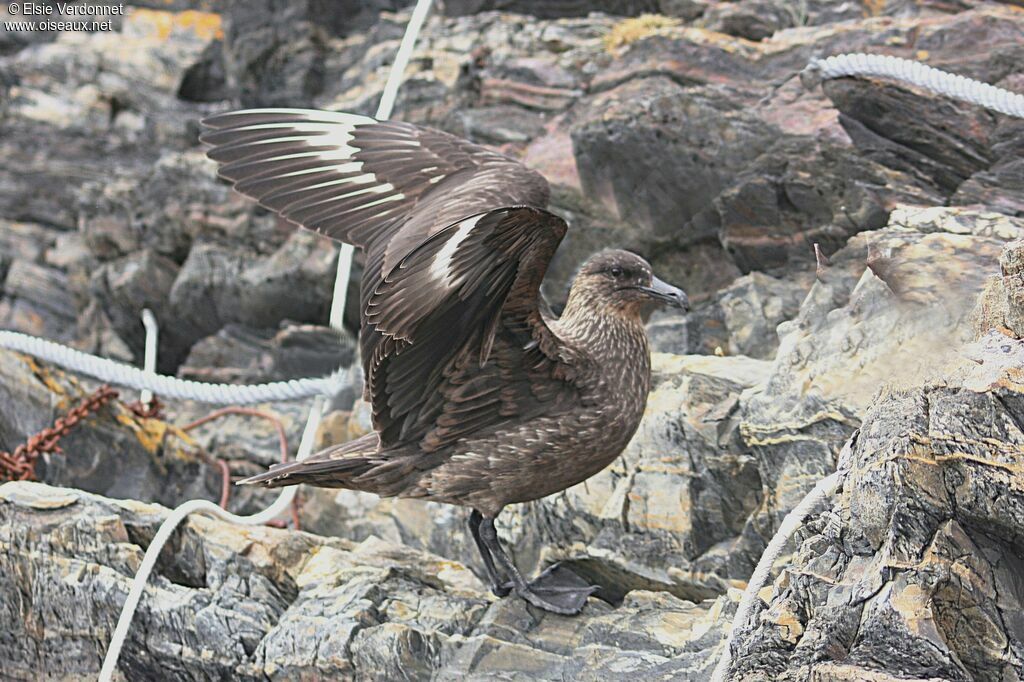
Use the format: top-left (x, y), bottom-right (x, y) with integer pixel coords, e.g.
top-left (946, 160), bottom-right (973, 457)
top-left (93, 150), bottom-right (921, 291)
top-left (999, 238), bottom-right (1024, 337)
top-left (450, 105), bottom-right (549, 144)
top-left (169, 243), bottom-right (255, 339)
top-left (658, 0), bottom-right (708, 21)
top-left (0, 260), bottom-right (76, 336)
top-left (238, 230), bottom-right (340, 330)
top-left (221, 0), bottom-right (328, 107)
top-left (762, 205), bottom-right (1024, 415)
top-left (568, 76), bottom-right (773, 298)
top-left (219, 0), bottom-right (402, 107)
top-left (571, 77), bottom-right (774, 250)
top-left (952, 116), bottom-right (1024, 215)
top-left (0, 480), bottom-right (733, 680)
top-left (718, 272), bottom-right (809, 359)
top-left (179, 323), bottom-right (357, 386)
top-left (647, 302), bottom-right (729, 356)
top-left (699, 0), bottom-right (797, 41)
top-left (826, 78), bottom-right (998, 192)
top-left (439, 0), bottom-right (662, 18)
top-left (728, 340), bottom-right (1024, 680)
top-left (715, 135), bottom-right (943, 272)
top-left (0, 220), bottom-right (57, 265)
top-left (79, 151), bottom-right (258, 264)
top-left (87, 248), bottom-right (197, 372)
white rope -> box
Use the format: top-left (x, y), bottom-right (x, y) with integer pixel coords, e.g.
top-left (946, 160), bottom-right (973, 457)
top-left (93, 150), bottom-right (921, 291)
top-left (0, 329), bottom-right (341, 403)
top-left (97, 1), bottom-right (434, 678)
top-left (330, 0), bottom-right (434, 326)
top-left (139, 309), bottom-right (158, 408)
top-left (710, 467), bottom-right (848, 682)
top-left (806, 53), bottom-right (1024, 119)
top-left (96, 397), bottom-right (325, 681)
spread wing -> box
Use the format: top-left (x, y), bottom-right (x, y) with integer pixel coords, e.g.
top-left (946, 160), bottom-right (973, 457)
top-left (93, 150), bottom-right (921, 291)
top-left (201, 109), bottom-right (577, 450)
top-left (200, 109), bottom-right (550, 274)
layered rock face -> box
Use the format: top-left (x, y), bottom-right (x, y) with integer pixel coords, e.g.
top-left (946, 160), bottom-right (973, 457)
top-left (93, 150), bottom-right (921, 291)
top-left (1, 0), bottom-right (1024, 679)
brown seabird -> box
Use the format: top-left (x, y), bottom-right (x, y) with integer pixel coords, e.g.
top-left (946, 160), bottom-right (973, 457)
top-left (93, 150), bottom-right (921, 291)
top-left (201, 109), bottom-right (689, 614)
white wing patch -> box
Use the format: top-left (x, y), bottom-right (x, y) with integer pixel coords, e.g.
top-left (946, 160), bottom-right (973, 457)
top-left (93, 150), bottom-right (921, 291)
top-left (203, 108), bottom-right (463, 241)
top-left (430, 214), bottom-right (483, 287)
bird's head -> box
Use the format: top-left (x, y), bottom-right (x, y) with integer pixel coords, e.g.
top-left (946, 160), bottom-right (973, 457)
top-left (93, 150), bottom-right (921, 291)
top-left (568, 250), bottom-right (689, 318)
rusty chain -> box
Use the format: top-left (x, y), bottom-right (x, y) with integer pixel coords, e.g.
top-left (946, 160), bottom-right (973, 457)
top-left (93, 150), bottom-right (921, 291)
top-left (0, 385), bottom-right (299, 526)
top-left (126, 396), bottom-right (164, 420)
top-left (0, 385), bottom-right (119, 482)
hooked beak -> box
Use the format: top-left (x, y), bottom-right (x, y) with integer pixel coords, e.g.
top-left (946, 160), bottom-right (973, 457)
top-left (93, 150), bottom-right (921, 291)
top-left (640, 276), bottom-right (689, 311)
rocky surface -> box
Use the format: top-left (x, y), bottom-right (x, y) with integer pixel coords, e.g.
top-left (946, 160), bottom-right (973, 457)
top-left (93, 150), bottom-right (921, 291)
top-left (731, 332), bottom-right (1024, 681)
top-left (2, 0), bottom-right (1024, 679)
top-left (1, 480), bottom-right (731, 680)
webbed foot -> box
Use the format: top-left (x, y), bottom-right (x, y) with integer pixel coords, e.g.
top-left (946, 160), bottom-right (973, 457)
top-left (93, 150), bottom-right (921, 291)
top-left (508, 563), bottom-right (598, 615)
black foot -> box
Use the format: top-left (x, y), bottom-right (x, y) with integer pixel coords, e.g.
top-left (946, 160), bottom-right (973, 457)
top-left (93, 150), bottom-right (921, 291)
top-left (506, 563), bottom-right (599, 615)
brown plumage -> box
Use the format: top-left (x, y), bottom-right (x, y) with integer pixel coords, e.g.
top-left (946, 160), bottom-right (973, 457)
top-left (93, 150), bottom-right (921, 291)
top-left (201, 108), bottom-right (689, 614)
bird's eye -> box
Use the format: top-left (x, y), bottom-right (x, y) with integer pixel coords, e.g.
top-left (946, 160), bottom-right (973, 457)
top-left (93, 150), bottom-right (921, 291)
top-left (610, 267), bottom-right (623, 278)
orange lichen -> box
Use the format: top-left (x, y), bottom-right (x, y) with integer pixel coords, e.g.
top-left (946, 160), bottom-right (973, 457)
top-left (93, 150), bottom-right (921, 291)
top-left (864, 0), bottom-right (886, 17)
top-left (130, 7), bottom-right (224, 42)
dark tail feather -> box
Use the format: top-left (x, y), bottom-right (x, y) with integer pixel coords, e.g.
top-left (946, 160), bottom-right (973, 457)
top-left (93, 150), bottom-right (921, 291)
top-left (237, 433), bottom-right (380, 488)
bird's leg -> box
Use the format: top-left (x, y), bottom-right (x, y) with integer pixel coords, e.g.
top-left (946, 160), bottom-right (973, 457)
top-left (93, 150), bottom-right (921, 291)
top-left (476, 514), bottom-right (597, 616)
top-left (469, 510), bottom-right (511, 597)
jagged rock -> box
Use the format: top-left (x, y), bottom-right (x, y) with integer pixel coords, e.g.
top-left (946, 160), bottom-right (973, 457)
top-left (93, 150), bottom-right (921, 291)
top-left (952, 116), bottom-right (1024, 215)
top-left (977, 237), bottom-right (1024, 339)
top-left (699, 0), bottom-right (796, 41)
top-left (0, 260), bottom-right (77, 340)
top-left (0, 8), bottom-right (220, 229)
top-left (179, 323), bottom-right (357, 386)
top-left (169, 243), bottom-right (255, 338)
top-left (647, 270), bottom-right (810, 359)
top-left (761, 205), bottom-right (1024, 414)
top-left (728, 335), bottom-right (1024, 680)
top-left (733, 206), bottom-right (1024, 547)
top-left (167, 232), bottom-right (342, 352)
top-left (439, 0), bottom-right (662, 18)
top-left (658, 0), bottom-right (708, 21)
top-left (647, 302), bottom-right (729, 356)
top-left (1001, 239), bottom-right (1024, 336)
top-left (220, 0), bottom-right (401, 107)
top-left (717, 272), bottom-right (809, 359)
top-left (78, 151), bottom-right (270, 264)
top-left (0, 220), bottom-right (57, 265)
top-left (825, 78), bottom-right (998, 193)
top-left (87, 249), bottom-right (197, 372)
top-left (237, 230), bottom-right (340, 330)
top-left (715, 136), bottom-right (943, 271)
top-left (0, 480), bottom-right (733, 680)
top-left (570, 76), bottom-right (773, 295)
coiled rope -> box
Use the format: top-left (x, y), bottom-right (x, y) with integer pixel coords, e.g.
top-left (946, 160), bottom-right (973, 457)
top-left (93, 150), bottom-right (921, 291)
top-left (96, 1), bottom-right (435, 679)
top-left (0, 42), bottom-right (1013, 680)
